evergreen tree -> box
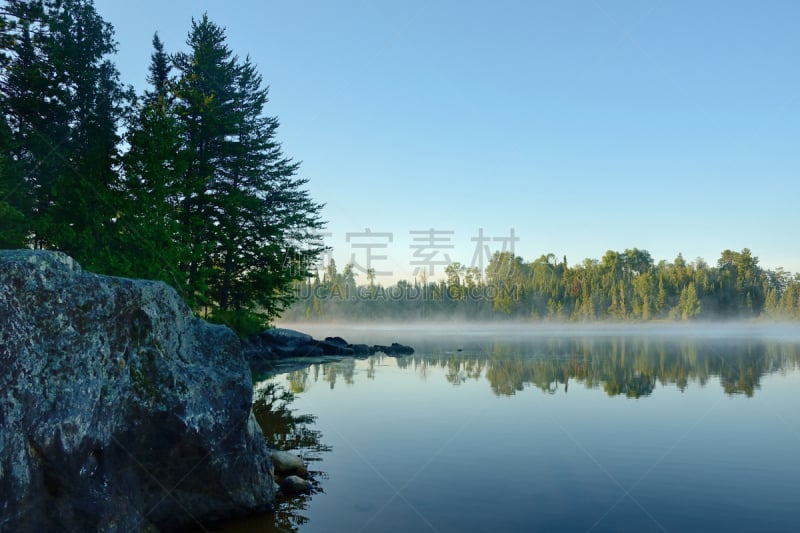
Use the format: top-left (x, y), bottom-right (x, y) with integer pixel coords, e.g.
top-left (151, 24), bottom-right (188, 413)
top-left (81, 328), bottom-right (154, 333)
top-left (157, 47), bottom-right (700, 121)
top-left (1, 0), bottom-right (129, 266)
top-left (172, 15), bottom-right (238, 308)
top-left (173, 15), bottom-right (324, 326)
top-left (2, 0), bottom-right (67, 248)
top-left (118, 33), bottom-right (189, 288)
top-left (780, 280), bottom-right (800, 318)
top-left (680, 282), bottom-right (702, 320)
top-left (656, 276), bottom-right (667, 315)
top-left (0, 113), bottom-right (26, 247)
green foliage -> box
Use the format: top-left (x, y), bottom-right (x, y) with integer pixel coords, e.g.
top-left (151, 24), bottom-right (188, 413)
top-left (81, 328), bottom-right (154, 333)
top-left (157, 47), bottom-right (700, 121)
top-left (170, 15), bottom-right (325, 321)
top-left (115, 33), bottom-right (190, 291)
top-left (1, 8), bottom-right (325, 336)
top-left (0, 195), bottom-right (25, 248)
top-left (0, 114), bottom-right (25, 247)
top-left (208, 308), bottom-right (268, 339)
top-left (1, 0), bottom-right (130, 266)
top-left (0, 140), bottom-right (25, 246)
top-left (679, 282), bottom-right (702, 320)
top-left (285, 247), bottom-right (800, 323)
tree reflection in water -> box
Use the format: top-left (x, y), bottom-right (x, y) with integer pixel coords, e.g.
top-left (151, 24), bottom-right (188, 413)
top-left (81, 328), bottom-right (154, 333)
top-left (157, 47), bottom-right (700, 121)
top-left (201, 334), bottom-right (799, 531)
top-left (203, 381), bottom-right (331, 533)
top-left (381, 336), bottom-right (798, 398)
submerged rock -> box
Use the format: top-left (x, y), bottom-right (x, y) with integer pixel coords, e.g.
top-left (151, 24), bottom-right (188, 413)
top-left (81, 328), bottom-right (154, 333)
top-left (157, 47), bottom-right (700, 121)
top-left (0, 250), bottom-right (274, 531)
top-left (280, 475), bottom-right (313, 494)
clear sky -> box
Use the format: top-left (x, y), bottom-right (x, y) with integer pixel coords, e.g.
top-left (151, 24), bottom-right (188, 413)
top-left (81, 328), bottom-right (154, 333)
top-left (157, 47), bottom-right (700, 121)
top-left (94, 0), bottom-right (800, 282)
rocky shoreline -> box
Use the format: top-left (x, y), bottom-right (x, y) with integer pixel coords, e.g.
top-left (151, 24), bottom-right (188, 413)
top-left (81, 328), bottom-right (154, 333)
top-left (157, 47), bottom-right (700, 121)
top-left (243, 327), bottom-right (414, 375)
top-left (0, 250), bottom-right (413, 531)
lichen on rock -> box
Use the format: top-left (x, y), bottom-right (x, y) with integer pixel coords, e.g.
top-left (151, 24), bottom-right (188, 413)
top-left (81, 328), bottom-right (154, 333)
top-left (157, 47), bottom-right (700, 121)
top-left (0, 250), bottom-right (274, 531)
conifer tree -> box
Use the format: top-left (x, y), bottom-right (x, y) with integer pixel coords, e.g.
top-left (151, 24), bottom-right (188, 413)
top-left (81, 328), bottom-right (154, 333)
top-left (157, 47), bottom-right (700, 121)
top-left (172, 15), bottom-right (324, 326)
top-left (680, 282), bottom-right (702, 320)
top-left (119, 33), bottom-right (189, 288)
top-left (0, 113), bottom-right (26, 247)
top-left (0, 0), bottom-right (129, 266)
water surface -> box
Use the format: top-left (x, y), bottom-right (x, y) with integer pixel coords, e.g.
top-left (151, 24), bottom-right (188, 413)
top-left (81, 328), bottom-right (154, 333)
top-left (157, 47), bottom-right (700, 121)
top-left (230, 324), bottom-right (800, 532)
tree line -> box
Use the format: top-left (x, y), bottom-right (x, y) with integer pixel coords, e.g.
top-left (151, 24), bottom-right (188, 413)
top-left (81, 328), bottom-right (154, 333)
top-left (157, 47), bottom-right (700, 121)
top-left (0, 1), bottom-right (324, 333)
top-left (283, 247), bottom-right (800, 321)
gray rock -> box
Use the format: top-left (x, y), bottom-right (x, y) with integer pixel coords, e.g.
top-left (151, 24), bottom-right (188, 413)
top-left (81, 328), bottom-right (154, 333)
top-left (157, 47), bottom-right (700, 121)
top-left (243, 330), bottom-right (413, 375)
top-left (262, 328), bottom-right (314, 343)
top-left (0, 250), bottom-right (275, 531)
top-left (349, 343), bottom-right (372, 356)
top-left (244, 328), bottom-right (323, 362)
top-left (324, 336), bottom-right (349, 347)
top-left (243, 328), bottom-right (356, 370)
top-left (270, 450), bottom-right (305, 474)
top-left (372, 342), bottom-right (415, 356)
top-left (319, 339), bottom-right (355, 356)
top-left (280, 475), bottom-right (312, 494)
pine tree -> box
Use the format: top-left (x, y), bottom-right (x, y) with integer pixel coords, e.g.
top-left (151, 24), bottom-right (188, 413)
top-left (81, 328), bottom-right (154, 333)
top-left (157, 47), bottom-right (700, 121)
top-left (656, 276), bottom-right (667, 315)
top-left (172, 15), bottom-right (239, 308)
top-left (2, 0), bottom-right (68, 248)
top-left (680, 282), bottom-right (701, 320)
top-left (0, 113), bottom-right (26, 247)
top-left (118, 33), bottom-right (189, 288)
top-left (1, 0), bottom-right (129, 265)
top-left (173, 14), bottom-right (324, 327)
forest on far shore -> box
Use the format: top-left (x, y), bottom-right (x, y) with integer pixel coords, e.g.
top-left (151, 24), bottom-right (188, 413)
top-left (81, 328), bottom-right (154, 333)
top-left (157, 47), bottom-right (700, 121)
top-left (282, 247), bottom-right (800, 322)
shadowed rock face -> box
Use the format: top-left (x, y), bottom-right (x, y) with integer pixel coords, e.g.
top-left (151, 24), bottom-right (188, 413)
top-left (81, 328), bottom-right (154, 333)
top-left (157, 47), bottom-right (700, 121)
top-left (0, 250), bottom-right (274, 531)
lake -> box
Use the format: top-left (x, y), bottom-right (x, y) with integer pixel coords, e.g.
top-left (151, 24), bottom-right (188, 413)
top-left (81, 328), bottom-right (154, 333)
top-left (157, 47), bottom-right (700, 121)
top-left (221, 323), bottom-right (800, 532)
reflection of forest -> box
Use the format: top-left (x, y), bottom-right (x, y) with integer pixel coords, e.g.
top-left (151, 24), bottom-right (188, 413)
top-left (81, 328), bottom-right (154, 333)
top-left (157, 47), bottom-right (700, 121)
top-left (286, 337), bottom-right (800, 399)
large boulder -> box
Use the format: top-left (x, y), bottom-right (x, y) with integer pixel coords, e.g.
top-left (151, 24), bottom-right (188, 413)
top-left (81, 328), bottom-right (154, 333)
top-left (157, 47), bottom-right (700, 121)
top-left (0, 250), bottom-right (274, 531)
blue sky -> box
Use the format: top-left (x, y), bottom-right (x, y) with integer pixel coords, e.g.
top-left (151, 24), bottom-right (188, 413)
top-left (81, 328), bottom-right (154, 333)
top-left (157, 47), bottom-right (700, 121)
top-left (94, 0), bottom-right (800, 281)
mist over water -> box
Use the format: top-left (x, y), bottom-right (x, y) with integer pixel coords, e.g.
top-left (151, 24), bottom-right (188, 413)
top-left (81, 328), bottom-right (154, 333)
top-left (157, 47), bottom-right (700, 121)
top-left (277, 320), bottom-right (800, 344)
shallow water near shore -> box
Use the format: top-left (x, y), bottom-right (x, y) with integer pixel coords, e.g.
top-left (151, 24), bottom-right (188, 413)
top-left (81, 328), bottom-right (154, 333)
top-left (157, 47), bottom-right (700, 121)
top-left (225, 323), bottom-right (800, 532)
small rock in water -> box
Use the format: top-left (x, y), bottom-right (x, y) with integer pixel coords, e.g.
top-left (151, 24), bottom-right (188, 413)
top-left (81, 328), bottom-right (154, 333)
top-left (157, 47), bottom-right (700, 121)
top-left (271, 449), bottom-right (305, 474)
top-left (371, 342), bottom-right (415, 356)
top-left (281, 475), bottom-right (313, 494)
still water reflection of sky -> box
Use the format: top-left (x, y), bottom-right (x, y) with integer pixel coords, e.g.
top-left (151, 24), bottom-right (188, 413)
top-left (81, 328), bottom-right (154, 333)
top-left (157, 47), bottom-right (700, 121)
top-left (259, 325), bottom-right (800, 532)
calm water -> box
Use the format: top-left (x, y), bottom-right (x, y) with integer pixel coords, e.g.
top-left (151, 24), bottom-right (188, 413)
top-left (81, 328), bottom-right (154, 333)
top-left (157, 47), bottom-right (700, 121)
top-left (224, 324), bottom-right (800, 532)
